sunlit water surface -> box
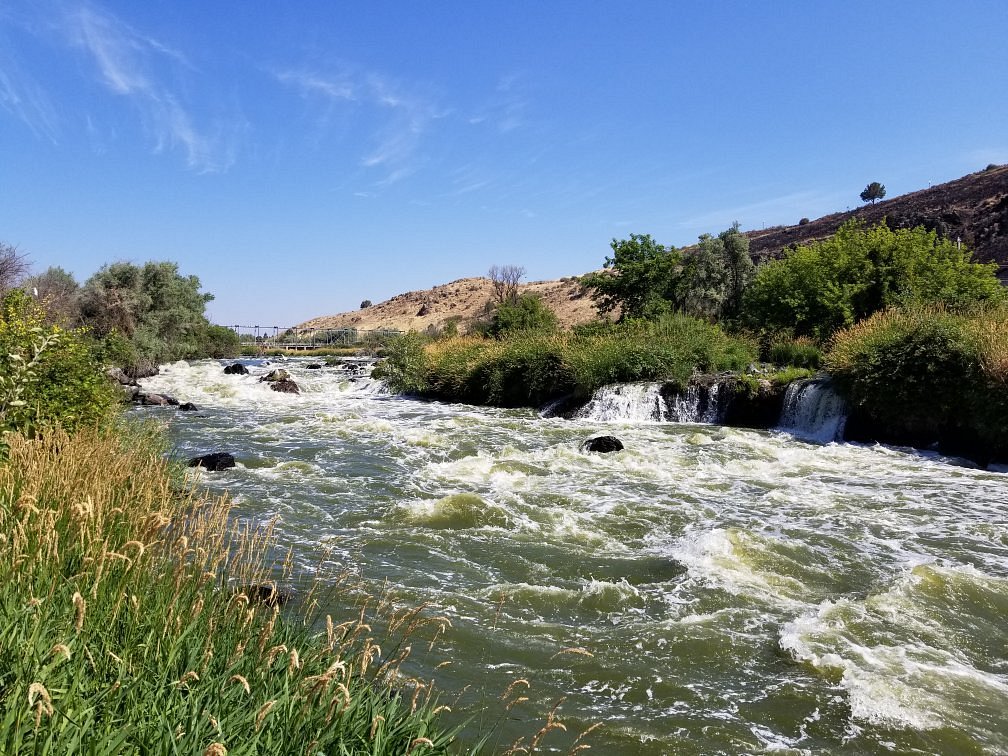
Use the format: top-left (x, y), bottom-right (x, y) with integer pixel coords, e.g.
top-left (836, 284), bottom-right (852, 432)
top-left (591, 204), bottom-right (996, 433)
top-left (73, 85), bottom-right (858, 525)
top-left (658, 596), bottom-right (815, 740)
top-left (140, 359), bottom-right (1008, 754)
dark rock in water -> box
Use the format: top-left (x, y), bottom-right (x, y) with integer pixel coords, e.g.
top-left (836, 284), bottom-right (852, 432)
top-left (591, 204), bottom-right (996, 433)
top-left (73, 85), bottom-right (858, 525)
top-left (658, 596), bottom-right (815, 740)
top-left (240, 584), bottom-right (291, 608)
top-left (223, 362), bottom-right (249, 375)
top-left (270, 378), bottom-right (300, 394)
top-left (260, 368), bottom-right (291, 382)
top-left (582, 435), bottom-right (624, 453)
top-left (140, 393), bottom-right (170, 406)
top-left (306, 363), bottom-right (323, 370)
top-left (179, 402), bottom-right (198, 411)
top-left (188, 452), bottom-right (236, 471)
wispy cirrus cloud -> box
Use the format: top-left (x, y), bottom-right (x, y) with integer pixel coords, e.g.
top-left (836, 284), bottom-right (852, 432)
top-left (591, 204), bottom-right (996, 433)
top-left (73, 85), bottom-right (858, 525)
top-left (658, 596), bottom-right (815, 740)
top-left (0, 45), bottom-right (60, 142)
top-left (60, 2), bottom-right (242, 172)
top-left (275, 66), bottom-right (445, 186)
top-left (469, 73), bottom-right (529, 134)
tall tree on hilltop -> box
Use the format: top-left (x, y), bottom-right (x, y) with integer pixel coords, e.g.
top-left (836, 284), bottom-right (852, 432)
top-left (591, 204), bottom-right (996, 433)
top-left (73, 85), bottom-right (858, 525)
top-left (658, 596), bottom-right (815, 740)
top-left (860, 182), bottom-right (886, 204)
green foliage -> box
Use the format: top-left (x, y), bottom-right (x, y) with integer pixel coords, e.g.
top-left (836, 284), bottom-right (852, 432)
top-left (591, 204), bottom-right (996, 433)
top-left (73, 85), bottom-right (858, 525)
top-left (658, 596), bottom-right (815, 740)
top-left (0, 290), bottom-right (118, 437)
top-left (0, 427), bottom-right (461, 753)
top-left (77, 260), bottom-right (237, 366)
top-left (197, 324), bottom-right (241, 358)
top-left (360, 299), bottom-right (373, 309)
top-left (490, 294), bottom-right (559, 336)
top-left (767, 335), bottom-right (823, 369)
top-left (379, 315), bottom-right (757, 408)
top-left (741, 221), bottom-right (1005, 340)
top-left (860, 181), bottom-right (886, 204)
top-left (582, 227), bottom-right (754, 323)
top-left (371, 332), bottom-right (431, 394)
top-left (581, 234), bottom-right (685, 320)
top-left (827, 305), bottom-right (1008, 456)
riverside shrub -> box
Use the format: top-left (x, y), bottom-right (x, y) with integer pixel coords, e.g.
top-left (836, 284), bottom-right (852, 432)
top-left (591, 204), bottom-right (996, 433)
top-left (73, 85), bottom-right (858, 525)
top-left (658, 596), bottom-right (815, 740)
top-left (826, 305), bottom-right (1008, 457)
top-left (742, 221), bottom-right (1005, 340)
top-left (380, 315), bottom-right (757, 407)
top-left (0, 290), bottom-right (118, 436)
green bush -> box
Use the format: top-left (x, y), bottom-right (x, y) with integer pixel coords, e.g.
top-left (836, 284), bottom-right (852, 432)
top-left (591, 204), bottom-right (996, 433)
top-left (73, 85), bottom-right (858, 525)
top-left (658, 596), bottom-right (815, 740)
top-left (742, 221), bottom-right (1005, 340)
top-left (827, 305), bottom-right (1008, 456)
top-left (379, 315), bottom-right (757, 408)
top-left (490, 294), bottom-right (558, 337)
top-left (0, 290), bottom-right (118, 437)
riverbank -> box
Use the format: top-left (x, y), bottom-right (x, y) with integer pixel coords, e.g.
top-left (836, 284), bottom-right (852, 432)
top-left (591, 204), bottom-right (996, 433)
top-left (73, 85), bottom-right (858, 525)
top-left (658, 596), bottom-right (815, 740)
top-left (377, 306), bottom-right (1008, 467)
top-left (0, 424), bottom-right (462, 752)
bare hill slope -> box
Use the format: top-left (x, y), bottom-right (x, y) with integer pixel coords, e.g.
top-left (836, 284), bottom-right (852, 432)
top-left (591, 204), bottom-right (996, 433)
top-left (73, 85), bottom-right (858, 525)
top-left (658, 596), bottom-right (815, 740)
top-left (299, 165), bottom-right (1008, 332)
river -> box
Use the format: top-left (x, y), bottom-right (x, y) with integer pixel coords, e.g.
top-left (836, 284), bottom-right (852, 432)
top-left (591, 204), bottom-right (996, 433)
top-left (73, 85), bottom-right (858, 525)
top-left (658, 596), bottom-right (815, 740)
top-left (140, 358), bottom-right (1008, 755)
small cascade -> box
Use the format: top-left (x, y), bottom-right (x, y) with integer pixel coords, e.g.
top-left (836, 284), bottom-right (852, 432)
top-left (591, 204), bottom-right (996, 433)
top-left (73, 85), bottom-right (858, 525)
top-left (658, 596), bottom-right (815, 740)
top-left (667, 382), bottom-right (727, 425)
top-left (574, 383), bottom-right (668, 422)
top-left (667, 385), bottom-right (701, 423)
top-left (776, 378), bottom-right (848, 443)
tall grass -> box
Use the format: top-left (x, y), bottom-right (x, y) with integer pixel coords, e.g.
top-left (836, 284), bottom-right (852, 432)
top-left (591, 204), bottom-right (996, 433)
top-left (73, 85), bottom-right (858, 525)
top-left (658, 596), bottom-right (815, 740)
top-left (379, 315), bottom-right (757, 408)
top-left (0, 425), bottom-right (460, 753)
top-left (826, 303), bottom-right (1008, 458)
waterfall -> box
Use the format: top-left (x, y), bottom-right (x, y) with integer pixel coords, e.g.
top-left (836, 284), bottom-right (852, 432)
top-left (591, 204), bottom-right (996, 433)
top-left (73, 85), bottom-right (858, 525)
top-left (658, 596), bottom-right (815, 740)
top-left (776, 378), bottom-right (848, 443)
top-left (574, 383), bottom-right (668, 422)
top-left (574, 381), bottom-right (728, 424)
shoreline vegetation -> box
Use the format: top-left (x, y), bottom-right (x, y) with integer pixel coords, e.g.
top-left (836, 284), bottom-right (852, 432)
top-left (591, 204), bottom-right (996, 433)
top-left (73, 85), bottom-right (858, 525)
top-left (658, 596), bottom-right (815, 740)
top-left (0, 262), bottom-right (585, 751)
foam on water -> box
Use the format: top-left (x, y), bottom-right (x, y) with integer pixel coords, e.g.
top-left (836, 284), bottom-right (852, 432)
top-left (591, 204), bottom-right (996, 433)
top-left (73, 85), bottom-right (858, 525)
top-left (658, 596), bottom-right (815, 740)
top-left (138, 359), bottom-right (1008, 753)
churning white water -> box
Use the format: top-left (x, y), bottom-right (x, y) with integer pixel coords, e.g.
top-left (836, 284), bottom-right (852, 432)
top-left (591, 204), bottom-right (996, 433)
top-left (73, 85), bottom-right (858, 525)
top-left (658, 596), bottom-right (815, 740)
top-left (139, 359), bottom-right (1008, 754)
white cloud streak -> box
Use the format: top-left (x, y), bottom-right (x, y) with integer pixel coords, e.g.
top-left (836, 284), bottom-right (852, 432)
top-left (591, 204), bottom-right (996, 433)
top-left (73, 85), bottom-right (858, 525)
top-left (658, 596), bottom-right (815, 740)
top-left (275, 66), bottom-right (444, 186)
top-left (63, 3), bottom-right (239, 172)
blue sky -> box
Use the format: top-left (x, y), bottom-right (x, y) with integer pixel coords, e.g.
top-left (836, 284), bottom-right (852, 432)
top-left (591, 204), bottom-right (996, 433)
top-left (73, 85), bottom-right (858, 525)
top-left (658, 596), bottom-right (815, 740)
top-left (2, 1), bottom-right (1006, 326)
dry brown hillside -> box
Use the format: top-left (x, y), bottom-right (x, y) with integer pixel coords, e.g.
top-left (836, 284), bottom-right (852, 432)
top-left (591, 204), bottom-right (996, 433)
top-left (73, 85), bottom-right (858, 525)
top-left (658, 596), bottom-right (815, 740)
top-left (300, 165), bottom-right (1008, 333)
top-left (298, 275), bottom-right (602, 333)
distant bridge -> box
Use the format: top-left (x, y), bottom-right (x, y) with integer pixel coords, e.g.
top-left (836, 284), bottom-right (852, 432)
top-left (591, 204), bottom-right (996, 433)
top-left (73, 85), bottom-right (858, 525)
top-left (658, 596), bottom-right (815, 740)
top-left (219, 325), bottom-right (402, 350)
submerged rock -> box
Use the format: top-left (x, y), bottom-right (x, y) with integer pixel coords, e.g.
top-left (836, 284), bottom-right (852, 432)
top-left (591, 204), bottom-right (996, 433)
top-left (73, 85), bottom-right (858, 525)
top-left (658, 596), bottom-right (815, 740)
top-left (179, 402), bottom-right (198, 412)
top-left (223, 362), bottom-right (249, 375)
top-left (306, 363), bottom-right (323, 370)
top-left (581, 435), bottom-right (624, 453)
top-left (270, 378), bottom-right (300, 394)
top-left (238, 584), bottom-right (292, 608)
top-left (188, 452), bottom-right (236, 471)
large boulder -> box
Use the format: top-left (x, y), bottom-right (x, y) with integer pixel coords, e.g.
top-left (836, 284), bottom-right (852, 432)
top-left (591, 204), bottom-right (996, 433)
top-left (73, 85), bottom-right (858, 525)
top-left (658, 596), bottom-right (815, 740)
top-left (581, 435), bottom-right (624, 453)
top-left (123, 362), bottom-right (160, 380)
top-left (139, 393), bottom-right (171, 407)
top-left (270, 378), bottom-right (300, 394)
top-left (107, 367), bottom-right (137, 386)
top-left (188, 452), bottom-right (236, 471)
top-left (260, 368), bottom-right (291, 383)
top-left (223, 363), bottom-right (249, 375)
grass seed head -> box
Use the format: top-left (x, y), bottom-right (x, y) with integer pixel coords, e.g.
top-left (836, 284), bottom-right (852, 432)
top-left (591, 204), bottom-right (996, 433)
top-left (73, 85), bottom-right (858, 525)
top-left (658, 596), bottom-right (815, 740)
top-left (72, 591), bottom-right (86, 633)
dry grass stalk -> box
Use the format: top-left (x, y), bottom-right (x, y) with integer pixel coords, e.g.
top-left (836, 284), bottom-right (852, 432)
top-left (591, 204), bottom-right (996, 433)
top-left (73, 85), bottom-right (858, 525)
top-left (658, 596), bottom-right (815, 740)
top-left (254, 700), bottom-right (276, 730)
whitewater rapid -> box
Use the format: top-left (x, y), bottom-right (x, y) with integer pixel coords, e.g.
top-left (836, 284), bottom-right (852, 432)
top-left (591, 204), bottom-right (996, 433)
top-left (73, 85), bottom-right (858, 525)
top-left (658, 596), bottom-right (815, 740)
top-left (140, 359), bottom-right (1008, 754)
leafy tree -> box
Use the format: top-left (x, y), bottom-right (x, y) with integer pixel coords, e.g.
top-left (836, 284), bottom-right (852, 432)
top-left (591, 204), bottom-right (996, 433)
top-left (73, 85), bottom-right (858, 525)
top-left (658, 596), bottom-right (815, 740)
top-left (741, 220), bottom-right (1005, 339)
top-left (360, 299), bottom-right (373, 309)
top-left (860, 182), bottom-right (886, 204)
top-left (490, 293), bottom-right (558, 336)
top-left (581, 234), bottom-right (686, 320)
top-left (78, 261), bottom-right (232, 365)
